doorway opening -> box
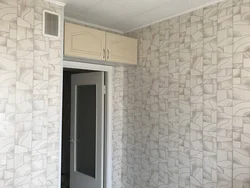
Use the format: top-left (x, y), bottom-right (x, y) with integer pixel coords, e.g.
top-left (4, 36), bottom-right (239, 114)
top-left (60, 61), bottom-right (113, 188)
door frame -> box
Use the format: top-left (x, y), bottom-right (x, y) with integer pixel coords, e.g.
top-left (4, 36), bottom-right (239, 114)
top-left (59, 60), bottom-right (113, 188)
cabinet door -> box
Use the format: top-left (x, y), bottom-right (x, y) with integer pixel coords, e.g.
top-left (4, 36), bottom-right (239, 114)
top-left (64, 22), bottom-right (106, 60)
top-left (106, 33), bottom-right (137, 65)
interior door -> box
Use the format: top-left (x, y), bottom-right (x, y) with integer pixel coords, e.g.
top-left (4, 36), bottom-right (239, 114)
top-left (70, 72), bottom-right (104, 188)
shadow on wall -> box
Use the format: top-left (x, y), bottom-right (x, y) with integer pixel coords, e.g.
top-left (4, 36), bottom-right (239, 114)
top-left (112, 66), bottom-right (136, 187)
top-left (61, 71), bottom-right (71, 188)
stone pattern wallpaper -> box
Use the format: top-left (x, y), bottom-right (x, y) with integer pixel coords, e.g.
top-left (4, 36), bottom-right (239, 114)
top-left (112, 0), bottom-right (250, 188)
top-left (0, 0), bottom-right (63, 187)
top-left (113, 66), bottom-right (136, 188)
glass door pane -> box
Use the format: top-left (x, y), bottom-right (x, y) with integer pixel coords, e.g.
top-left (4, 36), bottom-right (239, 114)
top-left (75, 85), bottom-right (96, 178)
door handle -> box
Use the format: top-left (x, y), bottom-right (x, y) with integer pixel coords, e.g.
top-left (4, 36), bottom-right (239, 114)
top-left (103, 49), bottom-right (106, 59)
top-left (107, 49), bottom-right (109, 59)
top-left (69, 138), bottom-right (75, 143)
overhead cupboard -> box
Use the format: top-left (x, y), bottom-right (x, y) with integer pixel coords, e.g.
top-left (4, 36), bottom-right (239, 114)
top-left (64, 22), bottom-right (138, 65)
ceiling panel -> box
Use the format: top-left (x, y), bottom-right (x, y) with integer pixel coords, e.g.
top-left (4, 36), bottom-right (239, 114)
top-left (63, 0), bottom-right (102, 11)
top-left (60, 0), bottom-right (225, 32)
top-left (107, 0), bottom-right (171, 14)
top-left (140, 0), bottom-right (190, 23)
top-left (82, 1), bottom-right (136, 19)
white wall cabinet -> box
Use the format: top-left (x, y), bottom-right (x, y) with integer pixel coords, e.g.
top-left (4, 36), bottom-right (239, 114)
top-left (64, 22), bottom-right (106, 61)
top-left (64, 22), bottom-right (137, 65)
top-left (106, 33), bottom-right (137, 65)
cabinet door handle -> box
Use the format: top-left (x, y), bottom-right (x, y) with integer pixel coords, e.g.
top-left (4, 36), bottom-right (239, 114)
top-left (107, 49), bottom-right (109, 59)
top-left (103, 49), bottom-right (106, 59)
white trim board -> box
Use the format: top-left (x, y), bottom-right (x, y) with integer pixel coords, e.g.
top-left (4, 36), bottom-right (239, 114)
top-left (126, 0), bottom-right (226, 33)
top-left (60, 60), bottom-right (113, 188)
top-left (58, 5), bottom-right (65, 188)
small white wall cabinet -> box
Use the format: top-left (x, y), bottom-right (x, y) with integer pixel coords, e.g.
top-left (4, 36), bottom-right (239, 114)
top-left (106, 33), bottom-right (137, 65)
top-left (64, 22), bottom-right (138, 65)
top-left (64, 22), bottom-right (106, 61)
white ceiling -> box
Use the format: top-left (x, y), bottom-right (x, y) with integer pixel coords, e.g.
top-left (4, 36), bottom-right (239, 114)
top-left (59, 0), bottom-right (225, 33)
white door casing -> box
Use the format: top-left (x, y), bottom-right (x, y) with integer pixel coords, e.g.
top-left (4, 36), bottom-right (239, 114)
top-left (61, 61), bottom-right (113, 188)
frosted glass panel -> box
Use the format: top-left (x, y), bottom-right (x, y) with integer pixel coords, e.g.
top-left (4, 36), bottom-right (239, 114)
top-left (76, 85), bottom-right (96, 178)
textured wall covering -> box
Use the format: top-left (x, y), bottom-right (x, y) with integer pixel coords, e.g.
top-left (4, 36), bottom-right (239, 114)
top-left (112, 0), bottom-right (250, 188)
top-left (0, 0), bottom-right (63, 187)
top-left (113, 67), bottom-right (136, 188)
